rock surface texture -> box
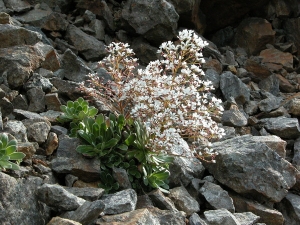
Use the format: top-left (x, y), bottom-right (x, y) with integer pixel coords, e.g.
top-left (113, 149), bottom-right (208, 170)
top-left (0, 0), bottom-right (300, 224)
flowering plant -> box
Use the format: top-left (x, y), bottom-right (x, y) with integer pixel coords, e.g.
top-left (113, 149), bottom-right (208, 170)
top-left (86, 29), bottom-right (225, 159)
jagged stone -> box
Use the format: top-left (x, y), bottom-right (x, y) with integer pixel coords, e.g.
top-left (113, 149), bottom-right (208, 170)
top-left (50, 77), bottom-right (84, 101)
top-left (233, 212), bottom-right (260, 225)
top-left (51, 134), bottom-right (101, 182)
top-left (12, 94), bottom-right (28, 110)
top-left (42, 12), bottom-right (69, 31)
top-left (275, 192), bottom-right (300, 225)
top-left (258, 92), bottom-right (282, 112)
top-left (3, 120), bottom-right (27, 142)
top-left (122, 0), bottom-right (179, 45)
top-left (292, 137), bottom-right (300, 169)
top-left (27, 87), bottom-right (46, 113)
top-left (204, 135), bottom-right (297, 203)
top-left (220, 71), bottom-right (250, 105)
top-left (136, 194), bottom-right (155, 209)
top-left (283, 18), bottom-right (300, 57)
top-left (65, 24), bottom-right (106, 61)
top-left (44, 93), bottom-right (62, 111)
top-left (47, 217), bottom-right (82, 225)
top-left (63, 187), bottom-right (105, 201)
top-left (112, 167), bottom-right (132, 190)
top-left (131, 37), bottom-right (158, 65)
top-left (13, 109), bottom-right (44, 120)
top-left (169, 186), bottom-right (200, 216)
top-left (0, 172), bottom-right (51, 225)
top-left (258, 74), bottom-right (280, 96)
top-left (44, 132), bottom-right (58, 156)
top-left (199, 181), bottom-right (235, 213)
top-left (23, 119), bottom-right (51, 144)
top-left (263, 116), bottom-right (300, 139)
top-left (148, 189), bottom-right (178, 211)
top-left (17, 142), bottom-right (36, 160)
top-left (204, 68), bottom-right (220, 90)
top-left (89, 19), bottom-right (105, 41)
top-left (189, 213), bottom-right (208, 225)
top-left (24, 73), bottom-right (53, 93)
top-left (260, 48), bottom-right (294, 72)
top-left (284, 98), bottom-right (300, 116)
top-left (204, 208), bottom-right (240, 225)
top-left (222, 105), bottom-right (248, 127)
top-left (276, 74), bottom-right (296, 93)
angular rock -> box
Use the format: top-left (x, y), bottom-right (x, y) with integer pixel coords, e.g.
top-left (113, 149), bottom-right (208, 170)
top-left (47, 217), bottom-right (82, 225)
top-left (45, 93), bottom-right (62, 111)
top-left (258, 74), bottom-right (280, 96)
top-left (258, 92), bottom-right (281, 112)
top-left (27, 87), bottom-right (45, 113)
top-left (63, 187), bottom-right (105, 201)
top-left (0, 97), bottom-right (13, 117)
top-left (204, 68), bottom-right (220, 90)
top-left (101, 189), bottom-right (137, 215)
top-left (51, 134), bottom-right (101, 182)
top-left (204, 209), bottom-right (240, 225)
top-left (233, 212), bottom-right (260, 225)
top-left (24, 73), bottom-right (53, 93)
top-left (220, 71), bottom-right (250, 104)
top-left (23, 119), bottom-right (51, 144)
top-left (37, 183), bottom-right (86, 211)
top-left (0, 24), bottom-right (42, 48)
top-left (14, 8), bottom-right (52, 27)
top-left (122, 0), bottom-right (179, 45)
top-left (263, 116), bottom-right (300, 139)
top-left (189, 212), bottom-right (208, 225)
top-left (244, 58), bottom-right (272, 81)
top-left (3, 120), bottom-right (27, 142)
top-left (34, 42), bottom-right (60, 72)
top-left (65, 24), bottom-right (106, 61)
top-left (50, 77), bottom-right (84, 101)
top-left (199, 181), bottom-right (235, 213)
top-left (63, 200), bottom-right (105, 225)
top-left (17, 142), bottom-right (36, 160)
top-left (275, 192), bottom-right (300, 225)
top-left (292, 137), bottom-right (300, 169)
top-left (283, 18), bottom-right (300, 57)
top-left (234, 17), bottom-right (275, 55)
top-left (222, 105), bottom-right (248, 127)
top-left (12, 94), bottom-right (28, 110)
top-left (112, 167), bottom-right (131, 190)
top-left (276, 74), bottom-right (296, 93)
top-left (230, 192), bottom-right (284, 225)
top-left (45, 132), bottom-right (59, 156)
top-left (42, 12), bottom-right (69, 31)
top-left (250, 135), bottom-right (286, 158)
top-left (0, 172), bottom-right (51, 225)
top-left (148, 189), bottom-right (178, 211)
top-left (169, 186), bottom-right (200, 216)
top-left (204, 135), bottom-right (298, 203)
top-left (3, 0), bottom-right (31, 13)
top-left (285, 98), bottom-right (300, 116)
top-left (260, 48), bottom-right (294, 72)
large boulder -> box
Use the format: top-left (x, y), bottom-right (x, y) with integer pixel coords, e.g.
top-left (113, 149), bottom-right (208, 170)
top-left (203, 135), bottom-right (298, 203)
top-left (122, 0), bottom-right (179, 45)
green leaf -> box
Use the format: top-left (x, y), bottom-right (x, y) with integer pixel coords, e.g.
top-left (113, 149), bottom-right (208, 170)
top-left (78, 131), bottom-right (94, 145)
top-left (76, 145), bottom-right (95, 154)
top-left (89, 107), bottom-right (98, 117)
top-left (0, 134), bottom-right (8, 149)
top-left (125, 134), bottom-right (136, 146)
top-left (96, 114), bottom-right (105, 125)
top-left (0, 160), bottom-right (12, 169)
top-left (117, 144), bottom-right (128, 151)
top-left (104, 138), bottom-right (118, 149)
top-left (109, 113), bottom-right (116, 122)
top-left (67, 101), bottom-right (74, 108)
top-left (8, 152), bottom-right (25, 160)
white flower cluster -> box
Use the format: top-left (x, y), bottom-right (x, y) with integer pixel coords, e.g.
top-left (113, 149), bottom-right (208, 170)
top-left (90, 29), bottom-right (225, 158)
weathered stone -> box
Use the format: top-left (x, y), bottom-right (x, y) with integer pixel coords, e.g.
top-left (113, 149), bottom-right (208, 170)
top-left (0, 45), bottom-right (44, 88)
top-left (148, 189), bottom-right (178, 211)
top-left (283, 18), bottom-right (300, 57)
top-left (42, 12), bottom-right (69, 31)
top-left (204, 68), bottom-right (220, 90)
top-left (189, 212), bottom-right (208, 225)
top-left (44, 93), bottom-right (62, 111)
top-left (112, 167), bottom-right (131, 190)
top-left (24, 120), bottom-right (51, 144)
top-left (275, 192), bottom-right (300, 225)
top-left (27, 87), bottom-right (45, 113)
top-left (47, 217), bottom-right (82, 225)
top-left (0, 24), bottom-right (42, 48)
top-left (0, 172), bottom-right (51, 225)
top-left (57, 49), bottom-right (92, 82)
top-left (234, 17), bottom-right (275, 55)
top-left (276, 74), bottom-right (296, 93)
top-left (222, 105), bottom-right (248, 127)
top-left (17, 142), bottom-right (36, 160)
top-left (169, 186), bottom-right (200, 216)
top-left (0, 97), bottom-right (13, 117)
top-left (50, 78), bottom-right (83, 101)
top-left (131, 37), bottom-right (159, 65)
top-left (260, 48), bottom-right (294, 72)
top-left (244, 101), bottom-right (259, 116)
top-left (14, 8), bottom-right (52, 27)
top-left (65, 24), bottom-right (106, 61)
top-left (12, 94), bottom-right (28, 110)
top-left (293, 138), bottom-right (300, 169)
top-left (136, 195), bottom-right (154, 209)
top-left (3, 0), bottom-right (31, 13)
top-left (233, 212), bottom-right (260, 225)
top-left (63, 187), bottom-right (105, 201)
top-left (37, 183), bottom-right (85, 211)
top-left (51, 134), bottom-right (101, 182)
top-left (35, 42), bottom-right (60, 72)
top-left (45, 132), bottom-right (58, 156)
top-left (230, 192), bottom-right (284, 225)
top-left (101, 189), bottom-right (137, 215)
top-left (258, 92), bottom-right (282, 112)
top-left (204, 209), bottom-right (240, 225)
top-left (204, 135), bottom-right (297, 203)
top-left (199, 181), bottom-right (235, 212)
top-left (13, 109), bottom-right (44, 120)
top-left (63, 200), bottom-right (105, 225)
top-left (244, 58), bottom-right (272, 81)
top-left (203, 58), bottom-right (223, 74)
top-left (285, 98), bottom-right (300, 116)
top-left (3, 120), bottom-right (27, 142)
top-left (263, 116), bottom-right (300, 139)
top-left (122, 0), bottom-right (179, 45)
top-left (24, 74), bottom-right (53, 93)
top-left (220, 71), bottom-right (250, 104)
top-left (89, 19), bottom-right (105, 41)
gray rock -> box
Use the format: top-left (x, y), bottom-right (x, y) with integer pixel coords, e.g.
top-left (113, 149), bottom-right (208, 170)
top-left (244, 101), bottom-right (259, 115)
top-left (45, 93), bottom-right (62, 111)
top-left (42, 12), bottom-right (69, 31)
top-left (3, 120), bottom-right (27, 142)
top-left (275, 192), bottom-right (300, 225)
top-left (148, 189), bottom-right (178, 211)
top-left (199, 181), bottom-right (235, 213)
top-left (63, 200), bottom-right (105, 225)
top-left (58, 49), bottom-right (93, 82)
top-left (23, 73), bottom-right (53, 93)
top-left (101, 189), bottom-right (137, 215)
top-left (13, 109), bottom-right (44, 120)
top-left (204, 135), bottom-right (298, 203)
top-left (169, 186), bottom-right (200, 216)
top-left (37, 183), bottom-right (86, 211)
top-left (131, 37), bottom-right (159, 65)
top-left (51, 134), bottom-right (101, 182)
top-left (89, 19), bottom-right (105, 41)
top-left (50, 77), bottom-right (83, 100)
top-left (258, 92), bottom-right (282, 112)
top-left (0, 172), bottom-right (51, 225)
top-left (285, 98), bottom-right (300, 116)
top-left (44, 131), bottom-right (59, 155)
top-left (233, 212), bottom-right (260, 225)
top-left (0, 24), bottom-right (42, 48)
top-left (27, 87), bottom-right (46, 113)
top-left (222, 105), bottom-right (248, 127)
top-left (122, 0), bottom-right (179, 45)
top-left (65, 24), bottom-right (106, 61)
top-left (263, 116), bottom-right (300, 139)
top-left (63, 187), bottom-right (105, 201)
top-left (258, 74), bottom-right (280, 96)
top-left (220, 71), bottom-right (250, 105)
top-left (204, 208), bottom-right (241, 225)
top-left (0, 97), bottom-right (13, 117)
top-left (136, 195), bottom-right (154, 209)
top-left (12, 94), bottom-right (29, 110)
top-left (292, 137), bottom-right (300, 169)
top-left (34, 42), bottom-right (60, 72)
top-left (23, 119), bottom-right (51, 144)
top-left (204, 68), bottom-right (220, 90)
top-left (112, 167), bottom-right (131, 189)
top-left (189, 213), bottom-right (208, 225)
top-left (148, 207), bottom-right (186, 225)
top-left (47, 217), bottom-right (82, 225)
top-left (14, 8), bottom-right (52, 26)
top-left (65, 174), bottom-right (78, 187)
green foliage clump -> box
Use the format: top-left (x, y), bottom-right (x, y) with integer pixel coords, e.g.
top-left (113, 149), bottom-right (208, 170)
top-left (0, 133), bottom-right (25, 170)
